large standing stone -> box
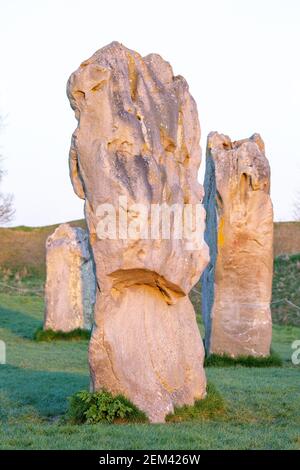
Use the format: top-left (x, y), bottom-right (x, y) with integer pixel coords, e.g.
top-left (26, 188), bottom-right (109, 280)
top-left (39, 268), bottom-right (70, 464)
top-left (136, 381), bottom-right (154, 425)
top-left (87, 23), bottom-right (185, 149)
top-left (44, 223), bottom-right (96, 332)
top-left (67, 42), bottom-right (209, 422)
top-left (202, 132), bottom-right (273, 357)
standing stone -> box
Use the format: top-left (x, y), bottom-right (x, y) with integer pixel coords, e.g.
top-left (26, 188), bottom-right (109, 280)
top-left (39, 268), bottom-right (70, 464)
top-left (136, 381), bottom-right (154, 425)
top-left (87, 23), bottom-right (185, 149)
top-left (67, 42), bottom-right (209, 422)
top-left (202, 132), bottom-right (273, 357)
top-left (44, 223), bottom-right (96, 332)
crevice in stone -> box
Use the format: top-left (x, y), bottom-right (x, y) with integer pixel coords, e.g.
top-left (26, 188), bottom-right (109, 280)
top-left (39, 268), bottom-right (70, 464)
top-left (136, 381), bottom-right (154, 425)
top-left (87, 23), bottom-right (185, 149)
top-left (108, 268), bottom-right (185, 305)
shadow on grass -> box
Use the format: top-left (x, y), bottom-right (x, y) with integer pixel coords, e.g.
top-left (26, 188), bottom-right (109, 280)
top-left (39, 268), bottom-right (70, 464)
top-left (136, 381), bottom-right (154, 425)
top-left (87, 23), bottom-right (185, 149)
top-left (0, 305), bottom-right (42, 339)
top-left (0, 365), bottom-right (89, 421)
top-left (33, 327), bottom-right (91, 342)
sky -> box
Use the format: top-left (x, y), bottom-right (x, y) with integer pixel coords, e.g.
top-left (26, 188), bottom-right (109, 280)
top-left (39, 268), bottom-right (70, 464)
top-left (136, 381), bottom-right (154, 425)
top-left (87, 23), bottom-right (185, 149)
top-left (0, 0), bottom-right (299, 226)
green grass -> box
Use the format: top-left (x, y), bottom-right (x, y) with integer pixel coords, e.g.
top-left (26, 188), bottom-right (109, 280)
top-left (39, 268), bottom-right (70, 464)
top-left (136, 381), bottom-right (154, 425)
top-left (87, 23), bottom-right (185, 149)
top-left (205, 350), bottom-right (283, 368)
top-left (272, 253), bottom-right (300, 326)
top-left (9, 225), bottom-right (37, 232)
top-left (34, 327), bottom-right (91, 342)
top-left (0, 291), bottom-right (300, 449)
top-left (166, 383), bottom-right (225, 423)
top-left (0, 266), bottom-right (44, 294)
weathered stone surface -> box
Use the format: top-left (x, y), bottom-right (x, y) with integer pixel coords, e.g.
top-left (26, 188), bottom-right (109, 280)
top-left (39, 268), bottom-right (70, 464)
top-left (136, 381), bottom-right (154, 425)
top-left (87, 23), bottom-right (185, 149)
top-left (44, 223), bottom-right (96, 332)
top-left (67, 42), bottom-right (209, 422)
top-left (202, 132), bottom-right (273, 357)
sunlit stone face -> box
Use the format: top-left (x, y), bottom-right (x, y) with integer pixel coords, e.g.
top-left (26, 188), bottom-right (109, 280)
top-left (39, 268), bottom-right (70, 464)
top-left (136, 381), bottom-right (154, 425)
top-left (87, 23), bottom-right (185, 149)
top-left (67, 42), bottom-right (209, 422)
top-left (202, 132), bottom-right (273, 357)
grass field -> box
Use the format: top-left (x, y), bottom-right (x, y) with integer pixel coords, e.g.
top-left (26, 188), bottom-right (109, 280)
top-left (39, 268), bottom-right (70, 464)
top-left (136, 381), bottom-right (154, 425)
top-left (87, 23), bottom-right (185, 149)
top-left (0, 290), bottom-right (299, 450)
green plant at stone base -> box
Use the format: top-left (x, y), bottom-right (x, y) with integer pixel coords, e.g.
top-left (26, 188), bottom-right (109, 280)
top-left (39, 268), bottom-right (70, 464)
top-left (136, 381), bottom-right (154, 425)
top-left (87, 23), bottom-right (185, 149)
top-left (204, 350), bottom-right (283, 367)
top-left (67, 390), bottom-right (148, 424)
top-left (33, 327), bottom-right (91, 342)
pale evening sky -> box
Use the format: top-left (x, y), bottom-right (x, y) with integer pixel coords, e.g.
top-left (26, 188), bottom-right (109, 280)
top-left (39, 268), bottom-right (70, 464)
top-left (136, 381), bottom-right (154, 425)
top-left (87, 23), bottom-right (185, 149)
top-left (0, 0), bottom-right (299, 226)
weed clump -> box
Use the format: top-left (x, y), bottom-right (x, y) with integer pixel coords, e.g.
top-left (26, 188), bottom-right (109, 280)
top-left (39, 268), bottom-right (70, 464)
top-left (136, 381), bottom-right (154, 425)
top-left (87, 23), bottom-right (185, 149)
top-left (67, 390), bottom-right (148, 424)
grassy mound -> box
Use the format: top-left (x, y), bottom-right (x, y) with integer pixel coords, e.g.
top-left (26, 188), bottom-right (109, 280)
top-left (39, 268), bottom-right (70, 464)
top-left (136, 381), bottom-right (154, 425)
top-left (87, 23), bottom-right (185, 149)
top-left (205, 350), bottom-right (283, 367)
top-left (67, 390), bottom-right (148, 424)
top-left (33, 327), bottom-right (91, 342)
top-left (0, 219), bottom-right (86, 277)
top-left (166, 383), bottom-right (226, 423)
